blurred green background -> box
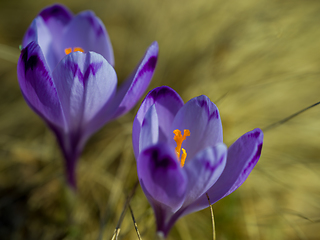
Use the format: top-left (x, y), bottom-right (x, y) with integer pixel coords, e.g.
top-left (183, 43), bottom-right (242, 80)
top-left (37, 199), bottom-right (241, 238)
top-left (0, 0), bottom-right (320, 239)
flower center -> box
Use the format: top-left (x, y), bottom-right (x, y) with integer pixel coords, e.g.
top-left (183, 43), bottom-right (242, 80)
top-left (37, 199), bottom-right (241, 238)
top-left (64, 47), bottom-right (85, 55)
top-left (173, 129), bottom-right (190, 167)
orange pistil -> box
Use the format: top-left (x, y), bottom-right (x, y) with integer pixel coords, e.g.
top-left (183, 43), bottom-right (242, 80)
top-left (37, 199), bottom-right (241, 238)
top-left (173, 129), bottom-right (190, 167)
top-left (64, 47), bottom-right (85, 55)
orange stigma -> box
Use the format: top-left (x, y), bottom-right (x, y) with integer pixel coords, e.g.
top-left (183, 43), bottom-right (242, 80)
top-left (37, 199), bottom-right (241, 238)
top-left (64, 47), bottom-right (84, 55)
top-left (173, 129), bottom-right (190, 167)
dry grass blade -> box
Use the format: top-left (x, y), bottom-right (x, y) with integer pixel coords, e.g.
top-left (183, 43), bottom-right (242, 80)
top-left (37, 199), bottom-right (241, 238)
top-left (110, 180), bottom-right (139, 240)
top-left (111, 229), bottom-right (121, 240)
top-left (0, 43), bottom-right (20, 63)
top-left (206, 193), bottom-right (216, 240)
top-left (129, 203), bottom-right (142, 240)
top-left (262, 101), bottom-right (320, 132)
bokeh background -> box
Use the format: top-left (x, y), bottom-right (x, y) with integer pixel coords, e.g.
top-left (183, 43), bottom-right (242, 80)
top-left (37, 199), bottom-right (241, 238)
top-left (0, 0), bottom-right (320, 239)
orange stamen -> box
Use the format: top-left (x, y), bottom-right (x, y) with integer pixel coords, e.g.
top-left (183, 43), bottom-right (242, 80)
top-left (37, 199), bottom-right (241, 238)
top-left (64, 47), bottom-right (85, 55)
top-left (173, 129), bottom-right (190, 167)
top-left (73, 47), bottom-right (84, 53)
top-left (64, 48), bottom-right (72, 55)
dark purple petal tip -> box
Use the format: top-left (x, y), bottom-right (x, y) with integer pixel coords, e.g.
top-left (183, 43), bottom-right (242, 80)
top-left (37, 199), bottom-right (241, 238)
top-left (39, 4), bottom-right (73, 23)
top-left (80, 11), bottom-right (104, 37)
top-left (137, 55), bottom-right (157, 78)
top-left (109, 42), bottom-right (159, 119)
top-left (128, 42), bottom-right (158, 95)
top-left (147, 86), bottom-right (182, 104)
top-left (196, 95), bottom-right (220, 120)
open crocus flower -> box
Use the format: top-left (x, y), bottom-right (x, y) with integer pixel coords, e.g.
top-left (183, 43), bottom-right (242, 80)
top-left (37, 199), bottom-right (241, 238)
top-left (17, 4), bottom-right (158, 188)
top-left (133, 86), bottom-right (263, 237)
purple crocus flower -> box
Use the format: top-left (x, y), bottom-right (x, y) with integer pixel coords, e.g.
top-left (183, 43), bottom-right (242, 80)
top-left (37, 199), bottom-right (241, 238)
top-left (133, 86), bottom-right (263, 237)
top-left (17, 4), bottom-right (158, 189)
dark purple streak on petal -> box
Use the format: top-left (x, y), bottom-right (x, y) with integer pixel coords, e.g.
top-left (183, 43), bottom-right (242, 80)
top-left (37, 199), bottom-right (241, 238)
top-left (18, 42), bottom-right (63, 125)
top-left (110, 42), bottom-right (159, 119)
top-left (39, 4), bottom-right (73, 24)
top-left (83, 13), bottom-right (104, 36)
top-left (83, 62), bottom-right (103, 84)
top-left (185, 128), bottom-right (264, 214)
top-left (137, 143), bottom-right (187, 212)
top-left (66, 61), bottom-right (103, 86)
top-left (126, 56), bottom-right (157, 95)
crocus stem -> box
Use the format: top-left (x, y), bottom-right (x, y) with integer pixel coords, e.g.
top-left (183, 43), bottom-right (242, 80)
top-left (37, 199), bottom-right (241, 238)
top-left (64, 149), bottom-right (81, 190)
top-left (66, 158), bottom-right (77, 190)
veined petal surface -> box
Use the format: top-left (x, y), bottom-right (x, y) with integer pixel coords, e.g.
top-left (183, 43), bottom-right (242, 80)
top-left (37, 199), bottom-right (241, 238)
top-left (17, 41), bottom-right (65, 129)
top-left (23, 17), bottom-right (60, 72)
top-left (139, 105), bottom-right (159, 153)
top-left (60, 11), bottom-right (114, 66)
top-left (186, 128), bottom-right (263, 214)
top-left (183, 143), bottom-right (227, 206)
top-left (52, 51), bottom-right (117, 136)
top-left (109, 42), bottom-right (159, 119)
top-left (39, 4), bottom-right (73, 68)
top-left (132, 86), bottom-right (183, 158)
top-left (137, 143), bottom-right (187, 212)
top-left (171, 95), bottom-right (223, 161)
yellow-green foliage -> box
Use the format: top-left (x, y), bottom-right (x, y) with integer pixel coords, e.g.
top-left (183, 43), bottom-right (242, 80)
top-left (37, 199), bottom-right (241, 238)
top-left (0, 0), bottom-right (319, 239)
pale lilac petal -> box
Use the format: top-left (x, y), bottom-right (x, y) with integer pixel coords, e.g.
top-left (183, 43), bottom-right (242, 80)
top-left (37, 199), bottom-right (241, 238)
top-left (185, 128), bottom-right (263, 214)
top-left (17, 41), bottom-right (65, 129)
top-left (52, 51), bottom-right (117, 137)
top-left (182, 143), bottom-right (227, 206)
top-left (132, 86), bottom-right (183, 158)
top-left (137, 143), bottom-right (187, 212)
top-left (23, 4), bottom-right (73, 71)
top-left (109, 42), bottom-right (159, 119)
top-left (171, 95), bottom-right (223, 161)
top-left (139, 105), bottom-right (159, 153)
top-left (22, 17), bottom-right (59, 72)
top-left (60, 11), bottom-right (114, 66)
top-left (39, 4), bottom-right (73, 67)
top-left (139, 180), bottom-right (175, 237)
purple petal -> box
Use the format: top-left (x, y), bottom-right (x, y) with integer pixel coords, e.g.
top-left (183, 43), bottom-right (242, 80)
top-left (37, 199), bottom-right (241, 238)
top-left (182, 143), bottom-right (227, 206)
top-left (22, 20), bottom-right (38, 48)
top-left (139, 105), bottom-right (159, 152)
top-left (23, 5), bottom-right (73, 72)
top-left (39, 4), bottom-right (73, 42)
top-left (39, 4), bottom-right (73, 25)
top-left (38, 4), bottom-right (74, 69)
top-left (171, 95), bottom-right (223, 161)
top-left (60, 11), bottom-right (114, 66)
top-left (109, 42), bottom-right (159, 120)
top-left (52, 51), bottom-right (117, 137)
top-left (185, 128), bottom-right (263, 214)
top-left (17, 41), bottom-right (65, 129)
top-left (22, 17), bottom-right (59, 72)
top-left (137, 143), bottom-right (187, 212)
top-left (132, 86), bottom-right (184, 158)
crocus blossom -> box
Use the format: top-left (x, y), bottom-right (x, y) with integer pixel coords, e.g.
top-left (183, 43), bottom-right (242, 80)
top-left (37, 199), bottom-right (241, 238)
top-left (17, 4), bottom-right (158, 188)
top-left (133, 86), bottom-right (263, 237)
